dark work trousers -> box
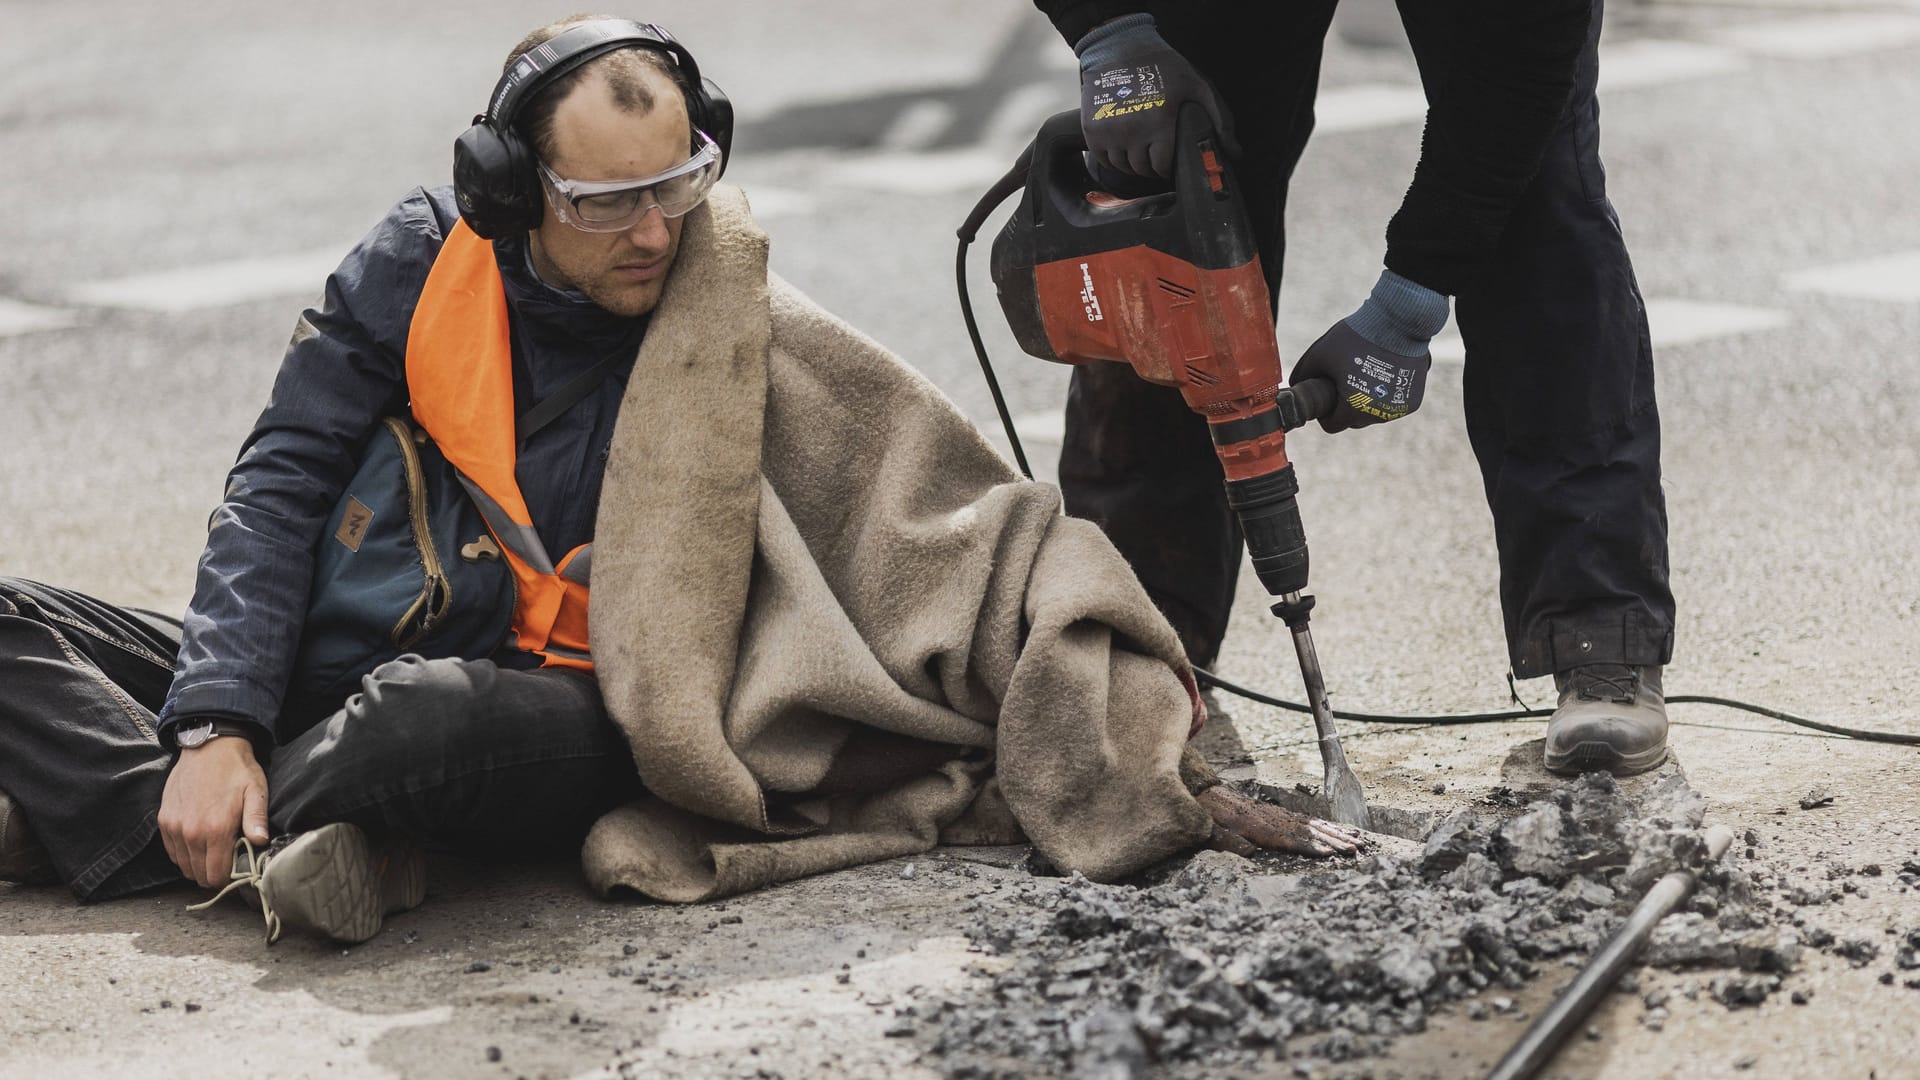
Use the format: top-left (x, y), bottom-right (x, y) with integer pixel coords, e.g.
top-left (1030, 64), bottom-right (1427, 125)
top-left (1059, 0), bottom-right (1675, 676)
top-left (0, 577), bottom-right (642, 901)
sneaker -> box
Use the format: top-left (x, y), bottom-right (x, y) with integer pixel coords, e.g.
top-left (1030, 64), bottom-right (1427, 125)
top-left (187, 823), bottom-right (426, 944)
top-left (1545, 664), bottom-right (1669, 776)
top-left (0, 789), bottom-right (57, 885)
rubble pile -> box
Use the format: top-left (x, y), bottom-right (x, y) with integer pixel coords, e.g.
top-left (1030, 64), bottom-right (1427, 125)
top-left (925, 774), bottom-right (1800, 1078)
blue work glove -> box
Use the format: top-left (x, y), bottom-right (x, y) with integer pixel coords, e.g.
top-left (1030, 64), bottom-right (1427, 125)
top-left (1289, 270), bottom-right (1451, 433)
top-left (1073, 14), bottom-right (1236, 178)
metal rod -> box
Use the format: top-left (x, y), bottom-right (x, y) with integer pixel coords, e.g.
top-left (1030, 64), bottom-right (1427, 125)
top-left (1281, 591), bottom-right (1371, 830)
top-left (1485, 824), bottom-right (1736, 1080)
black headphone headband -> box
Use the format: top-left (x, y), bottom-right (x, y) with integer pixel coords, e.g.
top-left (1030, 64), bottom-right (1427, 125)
top-left (486, 20), bottom-right (700, 129)
top-left (453, 18), bottom-right (733, 240)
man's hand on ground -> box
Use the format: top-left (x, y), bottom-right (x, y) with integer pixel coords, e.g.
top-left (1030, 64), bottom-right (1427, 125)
top-left (1196, 786), bottom-right (1362, 857)
top-left (1179, 746), bottom-right (1360, 857)
top-left (159, 737), bottom-right (269, 888)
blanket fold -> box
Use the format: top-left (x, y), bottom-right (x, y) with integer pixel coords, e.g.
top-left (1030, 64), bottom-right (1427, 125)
top-left (583, 186), bottom-right (1211, 902)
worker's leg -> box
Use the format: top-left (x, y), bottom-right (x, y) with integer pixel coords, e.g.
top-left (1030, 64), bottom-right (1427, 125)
top-left (1057, 1), bottom-right (1338, 667)
top-left (266, 655), bottom-right (642, 856)
top-left (0, 577), bottom-right (183, 898)
top-left (1399, 0), bottom-right (1675, 678)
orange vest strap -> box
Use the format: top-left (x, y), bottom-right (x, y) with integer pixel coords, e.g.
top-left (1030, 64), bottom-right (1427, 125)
top-left (407, 221), bottom-right (533, 529)
top-left (405, 219), bottom-right (594, 671)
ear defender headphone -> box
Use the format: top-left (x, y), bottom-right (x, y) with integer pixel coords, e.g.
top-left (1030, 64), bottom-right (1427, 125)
top-left (452, 19), bottom-right (734, 239)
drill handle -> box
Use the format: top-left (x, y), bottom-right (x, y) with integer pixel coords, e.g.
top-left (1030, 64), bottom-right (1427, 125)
top-left (1277, 378), bottom-right (1337, 430)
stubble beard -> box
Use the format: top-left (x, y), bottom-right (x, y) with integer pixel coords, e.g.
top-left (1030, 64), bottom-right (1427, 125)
top-left (578, 274), bottom-right (665, 318)
top-left (532, 233), bottom-right (675, 319)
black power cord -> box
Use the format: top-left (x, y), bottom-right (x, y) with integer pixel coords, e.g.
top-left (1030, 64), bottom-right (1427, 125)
top-left (1193, 668), bottom-right (1920, 746)
top-left (956, 176), bottom-right (1920, 751)
top-left (957, 156), bottom-right (1037, 482)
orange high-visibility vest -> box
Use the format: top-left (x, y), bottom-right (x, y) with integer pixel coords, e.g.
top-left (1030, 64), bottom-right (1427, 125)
top-left (405, 221), bottom-right (594, 671)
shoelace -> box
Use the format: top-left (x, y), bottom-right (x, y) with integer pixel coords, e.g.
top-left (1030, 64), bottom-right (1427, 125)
top-left (184, 835), bottom-right (284, 945)
top-left (1569, 664), bottom-right (1640, 705)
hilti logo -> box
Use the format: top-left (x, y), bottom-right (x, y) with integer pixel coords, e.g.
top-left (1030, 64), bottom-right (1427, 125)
top-left (1079, 262), bottom-right (1105, 322)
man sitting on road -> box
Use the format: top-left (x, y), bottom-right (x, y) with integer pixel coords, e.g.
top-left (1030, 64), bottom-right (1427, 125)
top-left (0, 15), bottom-right (1355, 946)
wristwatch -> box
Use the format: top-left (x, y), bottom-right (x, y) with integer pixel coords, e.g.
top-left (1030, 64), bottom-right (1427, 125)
top-left (175, 719), bottom-right (256, 750)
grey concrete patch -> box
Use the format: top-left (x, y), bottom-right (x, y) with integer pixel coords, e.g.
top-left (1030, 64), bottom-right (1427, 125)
top-left (919, 773), bottom-right (1799, 1077)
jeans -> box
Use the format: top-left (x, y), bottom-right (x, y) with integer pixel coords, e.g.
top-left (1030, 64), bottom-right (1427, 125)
top-left (1058, 0), bottom-right (1676, 676)
top-left (0, 577), bottom-right (641, 900)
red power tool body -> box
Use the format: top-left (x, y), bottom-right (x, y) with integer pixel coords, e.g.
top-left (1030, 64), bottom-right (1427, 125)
top-left (981, 105), bottom-right (1371, 829)
top-left (989, 104), bottom-right (1330, 602)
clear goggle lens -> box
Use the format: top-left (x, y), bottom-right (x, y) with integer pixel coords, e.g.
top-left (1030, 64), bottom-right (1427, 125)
top-left (539, 132), bottom-right (722, 232)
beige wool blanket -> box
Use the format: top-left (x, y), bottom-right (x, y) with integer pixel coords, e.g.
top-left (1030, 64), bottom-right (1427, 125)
top-left (581, 186), bottom-right (1212, 902)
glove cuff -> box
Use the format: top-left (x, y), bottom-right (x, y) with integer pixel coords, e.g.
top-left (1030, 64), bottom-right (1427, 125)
top-left (1073, 13), bottom-right (1162, 72)
top-left (1346, 269), bottom-right (1450, 355)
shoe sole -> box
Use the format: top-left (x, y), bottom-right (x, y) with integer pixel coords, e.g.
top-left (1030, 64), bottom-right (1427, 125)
top-left (259, 823), bottom-right (385, 945)
top-left (383, 844), bottom-right (427, 916)
top-left (1544, 738), bottom-right (1669, 777)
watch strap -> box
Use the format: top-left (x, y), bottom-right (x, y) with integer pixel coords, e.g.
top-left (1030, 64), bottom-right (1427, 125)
top-left (176, 718), bottom-right (259, 749)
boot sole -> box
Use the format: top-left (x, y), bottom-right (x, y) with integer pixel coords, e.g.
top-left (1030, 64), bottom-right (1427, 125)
top-left (1544, 738), bottom-right (1669, 777)
top-left (259, 823), bottom-right (385, 945)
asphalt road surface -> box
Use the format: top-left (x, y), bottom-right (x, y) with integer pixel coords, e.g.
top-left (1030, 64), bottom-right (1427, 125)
top-left (2, 2), bottom-right (1918, 1078)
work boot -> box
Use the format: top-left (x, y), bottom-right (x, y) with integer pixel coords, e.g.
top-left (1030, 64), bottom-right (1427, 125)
top-left (0, 789), bottom-right (57, 885)
top-left (1544, 664), bottom-right (1669, 776)
top-left (187, 823), bottom-right (426, 944)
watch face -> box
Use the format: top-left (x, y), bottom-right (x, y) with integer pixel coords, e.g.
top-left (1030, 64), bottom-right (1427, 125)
top-left (177, 723), bottom-right (215, 748)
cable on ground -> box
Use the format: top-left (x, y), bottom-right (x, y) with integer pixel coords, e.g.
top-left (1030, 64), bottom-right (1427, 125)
top-left (1194, 667), bottom-right (1920, 746)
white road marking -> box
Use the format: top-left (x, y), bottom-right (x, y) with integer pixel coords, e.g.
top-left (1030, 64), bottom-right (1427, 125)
top-left (0, 297), bottom-right (79, 338)
top-left (1314, 83), bottom-right (1429, 134)
top-left (1271, 38), bottom-right (1753, 139)
top-left (778, 33), bottom-right (1791, 198)
top-left (1785, 250), bottom-right (1920, 302)
top-left (1713, 13), bottom-right (1920, 58)
top-left (1427, 334), bottom-right (1467, 365)
top-left (1645, 298), bottom-right (1792, 346)
top-left (1597, 39), bottom-right (1748, 91)
top-left (835, 84), bottom-right (1432, 192)
top-left (878, 99), bottom-right (955, 152)
top-left (65, 248), bottom-right (345, 314)
top-left (984, 82), bottom-right (1073, 147)
top-left (1430, 298), bottom-right (1790, 364)
top-left (1040, 40), bottom-right (1082, 76)
top-left (740, 184), bottom-right (818, 220)
top-left (1012, 409), bottom-right (1068, 446)
top-left (822, 145), bottom-right (1020, 195)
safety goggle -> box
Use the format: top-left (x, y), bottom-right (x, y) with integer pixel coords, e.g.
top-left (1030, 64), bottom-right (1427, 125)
top-left (538, 132), bottom-right (722, 232)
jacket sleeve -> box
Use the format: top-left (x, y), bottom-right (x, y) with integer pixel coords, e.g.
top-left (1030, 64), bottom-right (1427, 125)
top-left (157, 189), bottom-right (452, 748)
top-left (1384, 0), bottom-right (1594, 295)
top-left (1032, 0), bottom-right (1148, 47)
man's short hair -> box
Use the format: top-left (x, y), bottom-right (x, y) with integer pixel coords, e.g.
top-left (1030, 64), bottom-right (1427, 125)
top-left (504, 14), bottom-right (696, 163)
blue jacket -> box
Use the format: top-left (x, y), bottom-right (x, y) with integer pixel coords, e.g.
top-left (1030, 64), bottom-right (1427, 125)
top-left (158, 187), bottom-right (648, 749)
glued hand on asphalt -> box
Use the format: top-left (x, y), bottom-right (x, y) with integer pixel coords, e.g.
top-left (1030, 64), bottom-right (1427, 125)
top-left (159, 736), bottom-right (270, 888)
top-left (1196, 786), bottom-right (1363, 858)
